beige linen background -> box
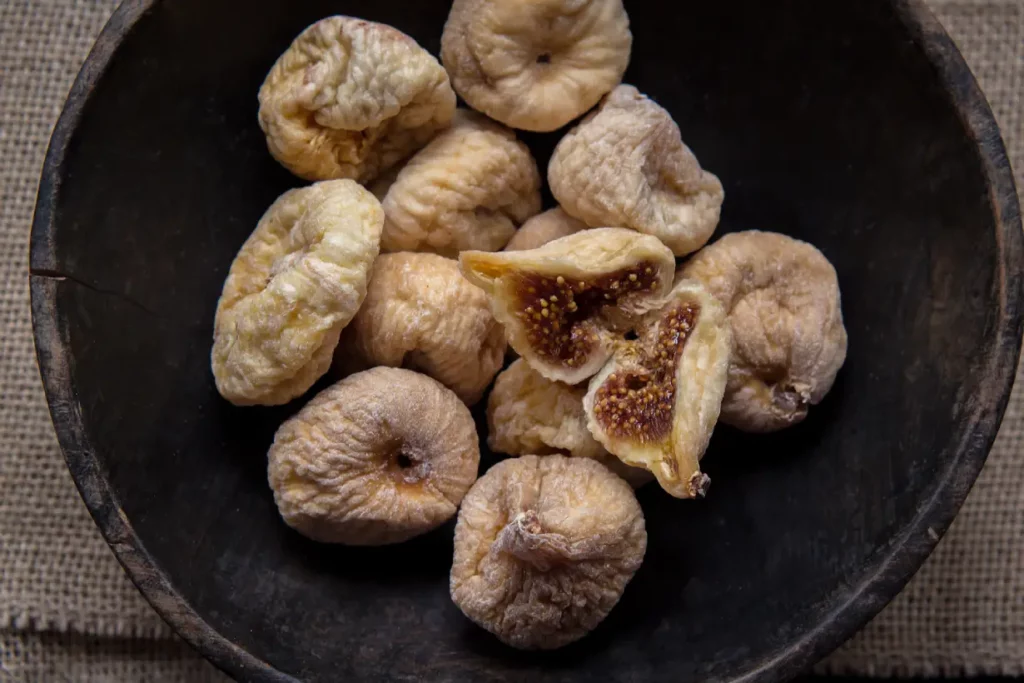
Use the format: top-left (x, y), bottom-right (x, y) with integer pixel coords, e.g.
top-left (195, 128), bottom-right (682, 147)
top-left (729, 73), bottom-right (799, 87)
top-left (1, 1), bottom-right (1021, 680)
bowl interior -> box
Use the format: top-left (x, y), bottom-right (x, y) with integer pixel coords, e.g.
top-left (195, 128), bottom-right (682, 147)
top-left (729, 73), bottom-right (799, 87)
top-left (31, 0), bottom-right (1019, 681)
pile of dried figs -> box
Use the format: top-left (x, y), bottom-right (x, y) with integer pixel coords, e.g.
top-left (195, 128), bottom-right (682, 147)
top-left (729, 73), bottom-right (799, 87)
top-left (211, 1), bottom-right (848, 650)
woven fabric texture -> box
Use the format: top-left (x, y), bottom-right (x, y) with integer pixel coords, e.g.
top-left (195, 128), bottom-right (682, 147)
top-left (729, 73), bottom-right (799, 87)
top-left (0, 0), bottom-right (1020, 679)
top-left (0, 631), bottom-right (226, 683)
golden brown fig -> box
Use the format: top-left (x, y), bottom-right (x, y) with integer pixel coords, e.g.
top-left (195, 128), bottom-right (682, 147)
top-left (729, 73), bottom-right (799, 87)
top-left (450, 455), bottom-right (646, 649)
top-left (211, 180), bottom-right (383, 406)
top-left (549, 85), bottom-right (724, 256)
top-left (441, 0), bottom-right (632, 132)
top-left (680, 231), bottom-right (847, 432)
top-left (584, 280), bottom-right (730, 498)
top-left (268, 367), bottom-right (480, 545)
top-left (334, 252), bottom-right (506, 405)
top-left (258, 17), bottom-right (456, 183)
top-left (488, 359), bottom-right (653, 487)
top-left (460, 228), bottom-right (675, 384)
top-left (504, 207), bottom-right (588, 251)
top-left (378, 111), bottom-right (542, 256)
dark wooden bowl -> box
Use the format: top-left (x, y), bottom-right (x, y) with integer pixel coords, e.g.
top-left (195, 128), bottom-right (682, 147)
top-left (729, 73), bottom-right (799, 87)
top-left (30, 0), bottom-right (1023, 681)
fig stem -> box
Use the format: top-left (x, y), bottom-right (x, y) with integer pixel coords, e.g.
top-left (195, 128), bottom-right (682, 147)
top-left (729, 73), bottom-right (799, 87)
top-left (493, 511), bottom-right (575, 571)
top-left (689, 472), bottom-right (711, 498)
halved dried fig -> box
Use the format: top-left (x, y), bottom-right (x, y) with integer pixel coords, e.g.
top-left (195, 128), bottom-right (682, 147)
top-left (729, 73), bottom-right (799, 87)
top-left (211, 180), bottom-right (383, 406)
top-left (378, 110), bottom-right (542, 256)
top-left (268, 367), bottom-right (480, 545)
top-left (334, 252), bottom-right (506, 405)
top-left (258, 17), bottom-right (456, 183)
top-left (502, 208), bottom-right (590, 362)
top-left (504, 207), bottom-right (588, 252)
top-left (460, 228), bottom-right (675, 384)
top-left (549, 85), bottom-right (724, 256)
top-left (583, 280), bottom-right (730, 498)
top-left (680, 230), bottom-right (847, 432)
top-left (488, 359), bottom-right (652, 487)
top-left (451, 455), bottom-right (646, 649)
top-left (441, 0), bottom-right (632, 132)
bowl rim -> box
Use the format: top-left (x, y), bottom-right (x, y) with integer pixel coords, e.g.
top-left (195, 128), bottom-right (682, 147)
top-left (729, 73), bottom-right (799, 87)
top-left (28, 0), bottom-right (1024, 681)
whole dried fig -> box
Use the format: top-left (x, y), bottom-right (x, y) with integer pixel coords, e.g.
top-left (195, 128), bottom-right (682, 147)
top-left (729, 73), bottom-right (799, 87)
top-left (212, 180), bottom-right (383, 406)
top-left (488, 359), bottom-right (652, 487)
top-left (460, 228), bottom-right (675, 385)
top-left (680, 230), bottom-right (847, 432)
top-left (504, 207), bottom-right (588, 252)
top-left (451, 455), bottom-right (646, 649)
top-left (584, 280), bottom-right (731, 498)
top-left (334, 252), bottom-right (506, 405)
top-left (258, 17), bottom-right (456, 183)
top-left (378, 110), bottom-right (542, 256)
top-left (268, 367), bottom-right (480, 545)
top-left (441, 0), bottom-right (632, 132)
top-left (549, 85), bottom-right (724, 256)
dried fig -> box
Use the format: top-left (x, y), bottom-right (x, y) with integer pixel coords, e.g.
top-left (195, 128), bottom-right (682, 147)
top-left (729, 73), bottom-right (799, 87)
top-left (451, 454), bottom-right (646, 649)
top-left (488, 359), bottom-right (652, 487)
top-left (680, 231), bottom-right (847, 432)
top-left (460, 228), bottom-right (675, 384)
top-left (378, 110), bottom-right (542, 256)
top-left (258, 17), bottom-right (456, 183)
top-left (549, 85), bottom-right (724, 256)
top-left (334, 252), bottom-right (506, 405)
top-left (504, 207), bottom-right (588, 252)
top-left (441, 0), bottom-right (632, 132)
top-left (502, 208), bottom-right (590, 361)
top-left (584, 280), bottom-right (730, 498)
top-left (268, 367), bottom-right (480, 545)
top-left (212, 180), bottom-right (383, 406)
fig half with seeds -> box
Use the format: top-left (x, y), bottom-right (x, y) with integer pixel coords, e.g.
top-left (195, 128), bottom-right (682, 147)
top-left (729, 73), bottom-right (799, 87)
top-left (584, 280), bottom-right (731, 498)
top-left (459, 228), bottom-right (675, 385)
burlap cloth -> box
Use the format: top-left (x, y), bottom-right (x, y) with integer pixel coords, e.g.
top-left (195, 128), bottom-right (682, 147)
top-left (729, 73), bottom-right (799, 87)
top-left (0, 1), bottom-right (1021, 680)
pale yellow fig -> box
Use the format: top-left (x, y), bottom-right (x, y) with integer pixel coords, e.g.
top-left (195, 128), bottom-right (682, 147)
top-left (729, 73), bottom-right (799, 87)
top-left (268, 367), bottom-right (480, 545)
top-left (211, 180), bottom-right (383, 406)
top-left (441, 0), bottom-right (632, 132)
top-left (334, 252), bottom-right (506, 405)
top-left (378, 111), bottom-right (541, 256)
top-left (680, 230), bottom-right (847, 432)
top-left (549, 85), bottom-right (724, 256)
top-left (451, 455), bottom-right (646, 649)
top-left (258, 17), bottom-right (455, 183)
top-left (504, 207), bottom-right (588, 251)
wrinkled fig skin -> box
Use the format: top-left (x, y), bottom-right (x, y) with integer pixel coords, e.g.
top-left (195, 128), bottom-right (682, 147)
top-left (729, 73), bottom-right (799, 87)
top-left (378, 110), bottom-right (542, 256)
top-left (680, 230), bottom-right (848, 432)
top-left (211, 180), bottom-right (383, 406)
top-left (460, 228), bottom-right (676, 385)
top-left (334, 252), bottom-right (506, 405)
top-left (441, 0), bottom-right (632, 132)
top-left (268, 367), bottom-right (480, 546)
top-left (258, 16), bottom-right (456, 183)
top-left (584, 280), bottom-right (730, 498)
top-left (488, 359), bottom-right (653, 487)
top-left (549, 85), bottom-right (724, 256)
top-left (450, 455), bottom-right (646, 649)
top-left (504, 207), bottom-right (589, 251)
